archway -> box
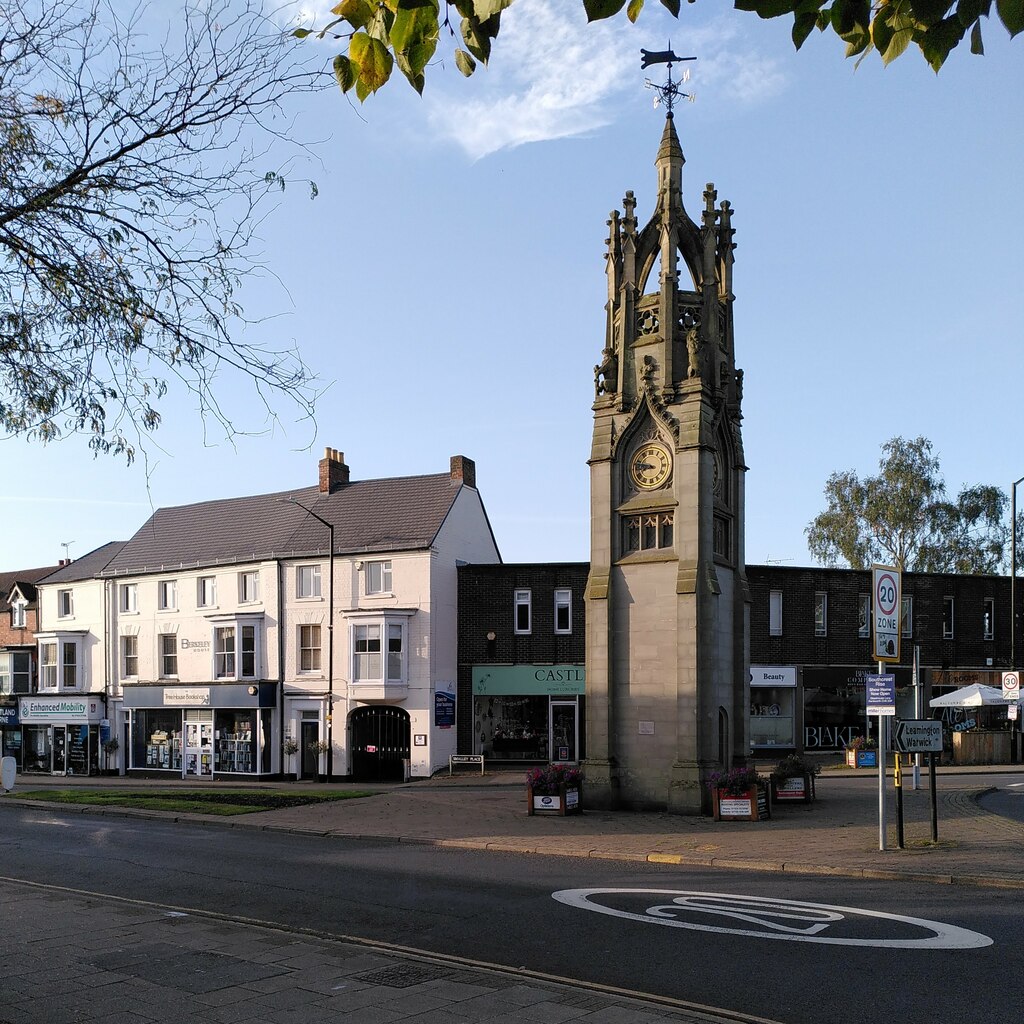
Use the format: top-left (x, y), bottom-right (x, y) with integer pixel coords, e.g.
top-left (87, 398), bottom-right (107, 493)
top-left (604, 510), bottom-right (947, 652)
top-left (349, 706), bottom-right (410, 782)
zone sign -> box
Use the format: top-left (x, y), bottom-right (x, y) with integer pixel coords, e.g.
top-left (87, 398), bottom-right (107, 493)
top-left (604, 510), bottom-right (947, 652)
top-left (872, 564), bottom-right (902, 663)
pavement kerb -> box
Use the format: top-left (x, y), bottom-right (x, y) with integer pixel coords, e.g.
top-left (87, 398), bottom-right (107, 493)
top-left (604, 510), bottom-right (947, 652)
top-left (6, 791), bottom-right (1024, 891)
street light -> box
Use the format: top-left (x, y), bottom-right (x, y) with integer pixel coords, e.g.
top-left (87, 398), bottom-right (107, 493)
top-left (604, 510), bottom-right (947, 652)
top-left (1012, 476), bottom-right (1024, 672)
top-left (281, 496), bottom-right (335, 782)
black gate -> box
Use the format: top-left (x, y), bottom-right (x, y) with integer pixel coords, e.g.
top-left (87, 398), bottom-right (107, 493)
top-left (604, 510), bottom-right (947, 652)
top-left (350, 707), bottom-right (410, 782)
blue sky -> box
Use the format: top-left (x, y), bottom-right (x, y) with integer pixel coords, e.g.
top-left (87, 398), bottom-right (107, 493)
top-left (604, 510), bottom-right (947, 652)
top-left (3, 2), bottom-right (1022, 572)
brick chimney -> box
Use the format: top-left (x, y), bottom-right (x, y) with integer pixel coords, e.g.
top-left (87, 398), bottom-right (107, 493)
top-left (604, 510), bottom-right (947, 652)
top-left (450, 455), bottom-right (476, 489)
top-left (319, 447), bottom-right (350, 493)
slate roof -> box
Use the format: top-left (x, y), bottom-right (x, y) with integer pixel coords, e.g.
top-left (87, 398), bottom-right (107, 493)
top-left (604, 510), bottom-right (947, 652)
top-left (1, 564), bottom-right (62, 606)
top-left (38, 543), bottom-right (126, 584)
top-left (101, 474), bottom-right (471, 576)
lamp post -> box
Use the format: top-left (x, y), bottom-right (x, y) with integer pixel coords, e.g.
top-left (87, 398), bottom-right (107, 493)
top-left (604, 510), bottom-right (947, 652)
top-left (1012, 476), bottom-right (1024, 673)
top-left (283, 497), bottom-right (335, 782)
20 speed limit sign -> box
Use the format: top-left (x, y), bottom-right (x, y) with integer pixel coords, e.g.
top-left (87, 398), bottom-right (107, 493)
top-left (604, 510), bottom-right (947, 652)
top-left (872, 564), bottom-right (902, 663)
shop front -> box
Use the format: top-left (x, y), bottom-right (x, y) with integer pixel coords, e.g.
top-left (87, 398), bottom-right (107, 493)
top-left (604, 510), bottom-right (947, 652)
top-left (17, 695), bottom-right (106, 775)
top-left (471, 665), bottom-right (585, 763)
top-left (1, 700), bottom-right (21, 766)
top-left (802, 665), bottom-right (913, 752)
top-left (123, 683), bottom-right (277, 778)
top-left (749, 665), bottom-right (798, 751)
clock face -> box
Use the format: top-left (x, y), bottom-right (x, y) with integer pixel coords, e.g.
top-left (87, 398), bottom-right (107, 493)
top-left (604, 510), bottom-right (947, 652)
top-left (630, 442), bottom-right (672, 490)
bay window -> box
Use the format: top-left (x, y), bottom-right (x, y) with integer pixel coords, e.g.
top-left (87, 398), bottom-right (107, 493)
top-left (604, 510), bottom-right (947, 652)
top-left (350, 613), bottom-right (411, 686)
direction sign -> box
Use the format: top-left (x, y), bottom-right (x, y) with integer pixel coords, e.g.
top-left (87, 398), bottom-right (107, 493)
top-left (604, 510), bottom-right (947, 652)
top-left (866, 673), bottom-right (896, 716)
top-left (872, 564), bottom-right (902, 663)
top-left (1002, 671), bottom-right (1020, 701)
top-left (892, 719), bottom-right (943, 754)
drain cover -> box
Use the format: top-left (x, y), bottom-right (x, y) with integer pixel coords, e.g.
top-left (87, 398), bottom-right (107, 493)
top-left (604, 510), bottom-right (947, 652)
top-left (354, 963), bottom-right (451, 989)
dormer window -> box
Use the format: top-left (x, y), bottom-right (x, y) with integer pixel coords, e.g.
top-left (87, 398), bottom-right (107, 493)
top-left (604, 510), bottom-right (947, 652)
top-left (11, 599), bottom-right (27, 629)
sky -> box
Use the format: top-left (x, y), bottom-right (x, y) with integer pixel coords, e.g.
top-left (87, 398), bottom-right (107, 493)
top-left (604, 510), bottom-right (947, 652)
top-left (2, 1), bottom-right (1022, 573)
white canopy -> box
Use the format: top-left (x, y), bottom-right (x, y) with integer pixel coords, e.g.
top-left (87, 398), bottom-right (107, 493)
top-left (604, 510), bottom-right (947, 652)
top-left (929, 683), bottom-right (1019, 708)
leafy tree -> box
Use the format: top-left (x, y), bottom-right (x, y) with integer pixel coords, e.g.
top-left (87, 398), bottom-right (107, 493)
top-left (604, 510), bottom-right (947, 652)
top-left (295, 0), bottom-right (1023, 102)
top-left (806, 436), bottom-right (1010, 574)
top-left (1, 1), bottom-right (323, 463)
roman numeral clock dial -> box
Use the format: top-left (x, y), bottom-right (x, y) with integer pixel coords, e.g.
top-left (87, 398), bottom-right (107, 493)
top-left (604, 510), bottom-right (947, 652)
top-left (630, 442), bottom-right (672, 490)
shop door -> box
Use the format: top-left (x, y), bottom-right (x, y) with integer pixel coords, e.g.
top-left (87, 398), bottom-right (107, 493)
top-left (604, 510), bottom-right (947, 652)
top-left (549, 702), bottom-right (578, 763)
top-left (300, 720), bottom-right (319, 779)
top-left (51, 726), bottom-right (67, 774)
top-left (350, 707), bottom-right (410, 782)
top-left (184, 713), bottom-right (214, 777)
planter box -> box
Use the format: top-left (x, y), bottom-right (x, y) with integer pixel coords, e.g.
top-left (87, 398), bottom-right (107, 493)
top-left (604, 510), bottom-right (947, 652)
top-left (712, 785), bottom-right (770, 821)
top-left (845, 749), bottom-right (877, 768)
top-left (527, 783), bottom-right (582, 816)
top-left (770, 773), bottom-right (815, 804)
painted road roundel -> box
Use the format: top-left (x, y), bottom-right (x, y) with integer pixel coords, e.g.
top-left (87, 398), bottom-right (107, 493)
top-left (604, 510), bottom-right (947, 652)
top-left (551, 889), bottom-right (992, 950)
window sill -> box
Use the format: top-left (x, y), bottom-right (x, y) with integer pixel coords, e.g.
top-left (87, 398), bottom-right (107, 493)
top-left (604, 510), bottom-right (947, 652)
top-left (349, 681), bottom-right (408, 700)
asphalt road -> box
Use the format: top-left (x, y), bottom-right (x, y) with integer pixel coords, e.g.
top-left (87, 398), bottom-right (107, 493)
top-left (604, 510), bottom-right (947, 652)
top-left (0, 805), bottom-right (1018, 1024)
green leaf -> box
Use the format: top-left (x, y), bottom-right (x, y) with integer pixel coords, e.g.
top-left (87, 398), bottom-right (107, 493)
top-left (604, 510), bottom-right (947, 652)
top-left (333, 53), bottom-right (356, 92)
top-left (970, 19), bottom-right (985, 50)
top-left (331, 0), bottom-right (374, 30)
top-left (831, 0), bottom-right (872, 40)
top-left (474, 0), bottom-right (515, 17)
top-left (291, 28), bottom-right (313, 39)
top-left (627, 0), bottom-right (646, 22)
top-left (454, 48), bottom-right (477, 76)
top-left (391, 0), bottom-right (439, 53)
top-left (660, 0), bottom-right (681, 17)
top-left (792, 10), bottom-right (819, 47)
top-left (736, 0), bottom-right (800, 16)
top-left (461, 14), bottom-right (501, 62)
top-left (349, 32), bottom-right (394, 93)
top-left (910, 0), bottom-right (956, 25)
top-left (997, 0), bottom-right (1024, 35)
top-left (583, 0), bottom-right (628, 20)
top-left (955, 0), bottom-right (992, 27)
top-left (919, 15), bottom-right (967, 68)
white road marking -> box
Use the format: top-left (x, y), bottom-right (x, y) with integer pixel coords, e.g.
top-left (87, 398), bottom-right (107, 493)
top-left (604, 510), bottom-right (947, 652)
top-left (552, 889), bottom-right (993, 949)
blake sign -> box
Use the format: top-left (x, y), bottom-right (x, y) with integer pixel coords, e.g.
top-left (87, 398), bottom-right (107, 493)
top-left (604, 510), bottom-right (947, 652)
top-left (872, 564), bottom-right (902, 663)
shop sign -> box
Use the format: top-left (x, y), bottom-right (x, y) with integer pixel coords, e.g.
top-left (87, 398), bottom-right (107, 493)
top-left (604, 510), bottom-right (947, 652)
top-left (750, 665), bottom-right (796, 687)
top-left (19, 698), bottom-right (96, 722)
top-left (434, 684), bottom-right (455, 728)
top-left (163, 687), bottom-right (211, 706)
top-left (179, 638), bottom-right (211, 651)
top-left (0, 704), bottom-right (19, 726)
top-left (472, 665), bottom-right (585, 696)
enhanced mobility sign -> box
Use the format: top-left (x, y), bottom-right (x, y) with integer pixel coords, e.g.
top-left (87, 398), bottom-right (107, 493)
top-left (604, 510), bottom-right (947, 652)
top-left (872, 564), bottom-right (902, 663)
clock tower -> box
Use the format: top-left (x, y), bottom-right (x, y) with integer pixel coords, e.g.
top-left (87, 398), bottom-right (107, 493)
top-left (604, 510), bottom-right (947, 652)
top-left (584, 110), bottom-right (749, 813)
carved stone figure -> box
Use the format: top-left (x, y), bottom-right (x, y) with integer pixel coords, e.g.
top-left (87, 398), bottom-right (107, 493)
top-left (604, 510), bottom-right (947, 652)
top-left (594, 346), bottom-right (618, 397)
top-left (686, 326), bottom-right (702, 378)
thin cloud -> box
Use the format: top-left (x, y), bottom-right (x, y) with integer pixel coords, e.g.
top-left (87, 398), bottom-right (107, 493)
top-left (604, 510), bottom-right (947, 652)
top-left (425, 5), bottom-right (788, 159)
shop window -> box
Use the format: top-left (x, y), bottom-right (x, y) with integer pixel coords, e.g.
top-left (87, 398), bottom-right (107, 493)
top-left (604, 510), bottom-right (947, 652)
top-left (858, 594), bottom-right (870, 638)
top-left (365, 560), bottom-right (392, 595)
top-left (476, 694), bottom-right (550, 761)
top-left (134, 709), bottom-right (182, 770)
top-left (814, 593), bottom-right (827, 637)
top-left (297, 564), bottom-right (321, 599)
top-left (160, 634), bottom-right (178, 678)
top-left (769, 591), bottom-right (783, 637)
top-left (158, 579), bottom-right (177, 611)
top-left (120, 583), bottom-right (138, 613)
top-left (514, 590), bottom-right (532, 634)
top-left (239, 570), bottom-right (260, 604)
top-left (197, 576), bottom-right (216, 608)
top-left (57, 589), bottom-right (73, 618)
top-left (215, 710), bottom-right (256, 774)
top-left (122, 635), bottom-right (138, 678)
top-left (983, 598), bottom-right (995, 640)
top-left (554, 589), bottom-right (572, 634)
top-left (901, 596), bottom-right (913, 638)
top-left (299, 624), bottom-right (321, 672)
top-left (943, 596), bottom-right (955, 639)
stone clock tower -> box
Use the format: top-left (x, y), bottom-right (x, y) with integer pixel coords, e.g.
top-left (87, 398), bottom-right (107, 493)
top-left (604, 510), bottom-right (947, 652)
top-left (584, 111), bottom-right (749, 813)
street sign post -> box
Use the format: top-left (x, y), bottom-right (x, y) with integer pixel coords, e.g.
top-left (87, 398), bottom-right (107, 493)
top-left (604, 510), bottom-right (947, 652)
top-left (866, 673), bottom-right (896, 716)
top-left (1002, 671), bottom-right (1020, 702)
top-left (892, 719), bottom-right (943, 754)
top-left (872, 564), bottom-right (902, 662)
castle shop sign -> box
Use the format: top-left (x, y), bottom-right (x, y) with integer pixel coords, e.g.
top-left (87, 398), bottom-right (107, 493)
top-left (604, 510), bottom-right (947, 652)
top-left (472, 665), bottom-right (585, 697)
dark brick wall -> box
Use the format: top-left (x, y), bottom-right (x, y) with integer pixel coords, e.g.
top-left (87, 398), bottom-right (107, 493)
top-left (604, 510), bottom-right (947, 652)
top-left (457, 563), bottom-right (588, 754)
top-left (748, 565), bottom-right (1016, 671)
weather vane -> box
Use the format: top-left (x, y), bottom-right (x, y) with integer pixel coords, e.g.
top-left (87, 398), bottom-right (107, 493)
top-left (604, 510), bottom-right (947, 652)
top-left (641, 46), bottom-right (696, 114)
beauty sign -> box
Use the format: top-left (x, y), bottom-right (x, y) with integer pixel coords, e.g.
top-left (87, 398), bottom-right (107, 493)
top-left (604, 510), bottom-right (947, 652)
top-left (872, 564), bottom-right (902, 663)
